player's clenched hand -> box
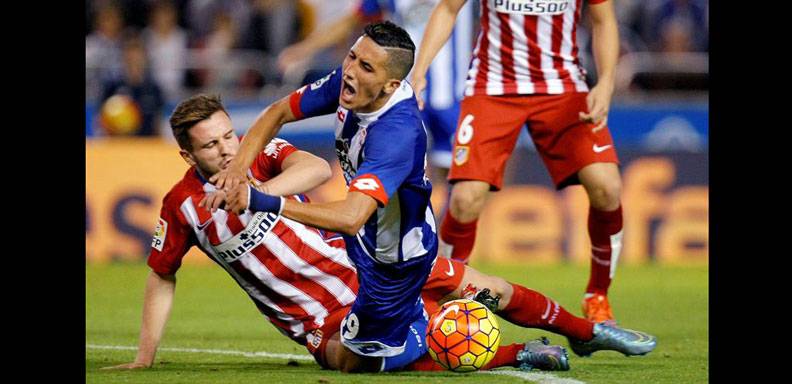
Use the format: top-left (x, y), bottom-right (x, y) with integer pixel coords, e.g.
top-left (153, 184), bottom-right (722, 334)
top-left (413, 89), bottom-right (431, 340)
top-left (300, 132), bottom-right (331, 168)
top-left (410, 74), bottom-right (428, 110)
top-left (579, 81), bottom-right (614, 133)
top-left (210, 167), bottom-right (246, 191)
top-left (199, 189), bottom-right (228, 213)
top-left (223, 184), bottom-right (251, 215)
top-left (100, 362), bottom-right (151, 370)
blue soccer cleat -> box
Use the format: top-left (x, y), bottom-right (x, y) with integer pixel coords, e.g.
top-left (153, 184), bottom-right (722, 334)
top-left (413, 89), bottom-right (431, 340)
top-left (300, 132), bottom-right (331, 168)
top-left (568, 323), bottom-right (657, 357)
top-left (516, 337), bottom-right (570, 371)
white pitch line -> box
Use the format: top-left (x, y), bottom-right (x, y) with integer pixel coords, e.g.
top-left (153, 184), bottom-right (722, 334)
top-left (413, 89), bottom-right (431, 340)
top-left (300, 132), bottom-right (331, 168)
top-left (86, 344), bottom-right (315, 361)
top-left (87, 344), bottom-right (586, 383)
top-left (481, 370), bottom-right (587, 384)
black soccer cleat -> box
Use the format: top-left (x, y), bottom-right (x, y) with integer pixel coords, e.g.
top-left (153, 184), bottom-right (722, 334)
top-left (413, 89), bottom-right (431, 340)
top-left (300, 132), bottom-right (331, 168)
top-left (460, 283), bottom-right (501, 312)
top-left (516, 337), bottom-right (570, 371)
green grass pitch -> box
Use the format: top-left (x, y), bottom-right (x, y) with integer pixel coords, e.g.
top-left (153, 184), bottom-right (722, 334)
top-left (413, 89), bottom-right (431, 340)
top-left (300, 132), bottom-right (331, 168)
top-left (86, 261), bottom-right (708, 383)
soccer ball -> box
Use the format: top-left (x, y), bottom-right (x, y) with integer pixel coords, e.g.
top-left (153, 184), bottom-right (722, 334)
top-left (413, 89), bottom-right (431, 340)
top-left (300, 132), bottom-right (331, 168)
top-left (99, 94), bottom-right (142, 135)
top-left (426, 298), bottom-right (501, 372)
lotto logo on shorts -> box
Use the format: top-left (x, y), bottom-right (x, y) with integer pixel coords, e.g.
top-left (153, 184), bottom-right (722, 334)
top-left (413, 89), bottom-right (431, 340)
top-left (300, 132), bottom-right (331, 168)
top-left (454, 146), bottom-right (469, 166)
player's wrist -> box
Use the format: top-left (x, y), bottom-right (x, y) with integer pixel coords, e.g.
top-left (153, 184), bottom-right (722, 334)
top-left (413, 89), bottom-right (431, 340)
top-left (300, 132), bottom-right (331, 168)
top-left (247, 186), bottom-right (284, 215)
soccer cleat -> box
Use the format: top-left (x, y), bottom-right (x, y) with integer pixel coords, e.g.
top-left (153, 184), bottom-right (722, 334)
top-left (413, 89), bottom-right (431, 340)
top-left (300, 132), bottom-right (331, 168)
top-left (582, 294), bottom-right (616, 324)
top-left (516, 337), bottom-right (570, 371)
top-left (568, 323), bottom-right (657, 357)
top-left (460, 283), bottom-right (501, 312)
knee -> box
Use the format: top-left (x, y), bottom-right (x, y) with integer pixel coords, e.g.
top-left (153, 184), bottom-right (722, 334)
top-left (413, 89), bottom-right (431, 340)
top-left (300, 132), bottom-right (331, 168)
top-left (586, 178), bottom-right (622, 210)
top-left (449, 184), bottom-right (489, 219)
top-left (487, 276), bottom-right (513, 309)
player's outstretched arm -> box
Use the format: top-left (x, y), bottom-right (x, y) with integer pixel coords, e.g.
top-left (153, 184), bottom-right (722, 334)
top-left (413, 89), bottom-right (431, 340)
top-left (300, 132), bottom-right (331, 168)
top-left (101, 271), bottom-right (176, 370)
top-left (579, 0), bottom-right (619, 131)
top-left (210, 97), bottom-right (297, 191)
top-left (410, 0), bottom-right (468, 110)
top-left (219, 182), bottom-right (377, 236)
top-left (258, 151), bottom-right (333, 197)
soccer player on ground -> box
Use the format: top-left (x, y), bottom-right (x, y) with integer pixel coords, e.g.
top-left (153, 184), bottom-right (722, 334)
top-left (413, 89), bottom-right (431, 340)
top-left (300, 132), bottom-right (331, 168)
top-left (277, 0), bottom-right (475, 206)
top-left (410, 0), bottom-right (627, 325)
top-left (101, 94), bottom-right (655, 372)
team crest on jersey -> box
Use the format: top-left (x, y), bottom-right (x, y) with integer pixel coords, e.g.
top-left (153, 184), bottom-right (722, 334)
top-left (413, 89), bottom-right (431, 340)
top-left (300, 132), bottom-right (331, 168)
top-left (151, 218), bottom-right (167, 251)
top-left (454, 146), bottom-right (469, 166)
top-left (493, 0), bottom-right (569, 16)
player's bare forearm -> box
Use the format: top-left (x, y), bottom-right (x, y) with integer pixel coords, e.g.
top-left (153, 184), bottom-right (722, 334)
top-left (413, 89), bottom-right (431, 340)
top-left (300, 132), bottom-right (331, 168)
top-left (589, 1), bottom-right (619, 86)
top-left (280, 192), bottom-right (377, 236)
top-left (235, 98), bottom-right (297, 172)
top-left (412, 0), bottom-right (467, 78)
top-left (259, 151), bottom-right (333, 196)
top-left (135, 271), bottom-right (176, 367)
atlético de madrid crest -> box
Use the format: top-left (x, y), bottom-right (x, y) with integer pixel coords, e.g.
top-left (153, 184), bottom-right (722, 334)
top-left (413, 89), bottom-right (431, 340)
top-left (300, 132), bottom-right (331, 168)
top-left (454, 146), bottom-right (469, 166)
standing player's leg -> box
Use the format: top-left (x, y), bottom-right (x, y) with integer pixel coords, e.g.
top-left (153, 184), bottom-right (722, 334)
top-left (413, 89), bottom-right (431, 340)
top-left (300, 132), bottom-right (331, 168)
top-left (440, 95), bottom-right (530, 263)
top-left (578, 162), bottom-right (623, 323)
top-left (524, 93), bottom-right (622, 323)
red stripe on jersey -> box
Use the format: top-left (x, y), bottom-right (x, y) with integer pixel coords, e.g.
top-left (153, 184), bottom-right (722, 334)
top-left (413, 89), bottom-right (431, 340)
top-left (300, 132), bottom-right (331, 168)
top-left (474, 0), bottom-right (491, 93)
top-left (224, 212), bottom-right (247, 234)
top-left (497, 12), bottom-right (518, 94)
top-left (523, 15), bottom-right (547, 94)
top-left (289, 87), bottom-right (305, 120)
top-left (551, 14), bottom-right (575, 93)
top-left (191, 195), bottom-right (213, 226)
top-left (273, 222), bottom-right (359, 300)
top-left (250, 223), bottom-right (348, 315)
top-left (571, 0), bottom-right (582, 68)
top-left (230, 261), bottom-right (317, 332)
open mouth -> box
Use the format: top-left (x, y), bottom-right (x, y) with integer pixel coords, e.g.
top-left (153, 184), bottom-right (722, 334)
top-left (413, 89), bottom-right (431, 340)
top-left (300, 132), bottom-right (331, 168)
top-left (341, 79), bottom-right (356, 103)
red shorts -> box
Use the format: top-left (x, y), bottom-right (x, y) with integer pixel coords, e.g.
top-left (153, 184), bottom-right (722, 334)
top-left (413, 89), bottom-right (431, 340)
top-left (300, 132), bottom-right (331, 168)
top-left (305, 257), bottom-right (466, 367)
top-left (449, 93), bottom-right (620, 190)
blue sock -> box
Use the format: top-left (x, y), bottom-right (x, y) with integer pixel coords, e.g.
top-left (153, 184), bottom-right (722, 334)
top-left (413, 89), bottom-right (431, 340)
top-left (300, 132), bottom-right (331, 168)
top-left (381, 317), bottom-right (429, 372)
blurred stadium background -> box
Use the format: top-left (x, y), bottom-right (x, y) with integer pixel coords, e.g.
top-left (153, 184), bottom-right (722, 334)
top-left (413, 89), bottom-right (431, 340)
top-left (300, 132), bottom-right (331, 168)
top-left (85, 0), bottom-right (708, 269)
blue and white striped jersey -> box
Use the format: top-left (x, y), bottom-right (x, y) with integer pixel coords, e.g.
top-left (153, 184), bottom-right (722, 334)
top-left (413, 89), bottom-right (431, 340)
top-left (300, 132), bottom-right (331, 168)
top-left (288, 68), bottom-right (438, 266)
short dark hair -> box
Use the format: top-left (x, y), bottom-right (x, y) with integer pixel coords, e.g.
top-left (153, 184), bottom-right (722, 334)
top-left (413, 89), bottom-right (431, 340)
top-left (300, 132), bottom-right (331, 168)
top-left (363, 21), bottom-right (416, 80)
top-left (169, 94), bottom-right (228, 150)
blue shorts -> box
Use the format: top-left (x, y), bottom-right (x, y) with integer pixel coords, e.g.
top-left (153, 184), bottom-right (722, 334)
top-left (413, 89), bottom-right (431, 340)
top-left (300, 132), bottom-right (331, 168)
top-left (421, 103), bottom-right (460, 169)
top-left (340, 247), bottom-right (437, 357)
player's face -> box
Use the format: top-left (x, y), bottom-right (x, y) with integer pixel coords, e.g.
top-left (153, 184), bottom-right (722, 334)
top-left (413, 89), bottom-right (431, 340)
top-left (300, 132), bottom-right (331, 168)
top-left (180, 111), bottom-right (240, 177)
top-left (340, 36), bottom-right (401, 113)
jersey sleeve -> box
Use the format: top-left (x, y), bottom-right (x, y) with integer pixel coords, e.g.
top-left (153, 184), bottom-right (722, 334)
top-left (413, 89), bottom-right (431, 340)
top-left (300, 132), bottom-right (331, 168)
top-left (147, 195), bottom-right (195, 275)
top-left (588, 0), bottom-right (609, 4)
top-left (251, 138), bottom-right (299, 180)
top-left (288, 68), bottom-right (343, 120)
top-left (348, 120), bottom-right (417, 206)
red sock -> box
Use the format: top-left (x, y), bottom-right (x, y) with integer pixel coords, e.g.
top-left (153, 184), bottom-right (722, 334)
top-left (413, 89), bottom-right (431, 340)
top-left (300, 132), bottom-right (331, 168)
top-left (439, 211), bottom-right (478, 263)
top-left (585, 205), bottom-right (623, 296)
top-left (500, 284), bottom-right (594, 341)
top-left (482, 343), bottom-right (524, 370)
top-left (403, 353), bottom-right (446, 371)
top-left (404, 343), bottom-right (525, 371)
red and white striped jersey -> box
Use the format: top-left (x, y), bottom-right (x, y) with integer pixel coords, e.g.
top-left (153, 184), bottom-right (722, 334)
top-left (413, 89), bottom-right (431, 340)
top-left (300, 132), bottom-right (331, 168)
top-left (465, 0), bottom-right (605, 96)
top-left (148, 138), bottom-right (358, 342)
